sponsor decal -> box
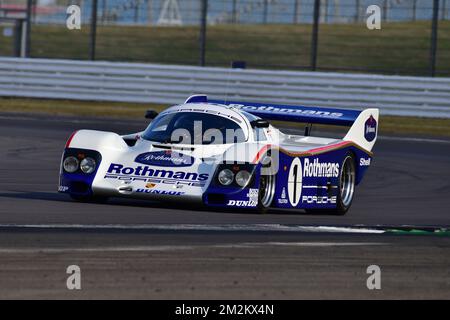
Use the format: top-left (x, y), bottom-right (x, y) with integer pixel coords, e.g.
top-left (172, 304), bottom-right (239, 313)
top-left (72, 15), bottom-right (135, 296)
top-left (303, 158), bottom-right (340, 178)
top-left (135, 188), bottom-right (185, 196)
top-left (106, 163), bottom-right (208, 181)
top-left (104, 163), bottom-right (209, 187)
top-left (227, 188), bottom-right (259, 207)
top-left (135, 151), bottom-right (194, 167)
top-left (229, 104), bottom-right (344, 118)
top-left (364, 115), bottom-right (377, 142)
top-left (288, 158), bottom-right (302, 207)
top-left (227, 200), bottom-right (257, 207)
top-left (302, 195), bottom-right (337, 204)
top-left (360, 158), bottom-right (371, 166)
top-left (145, 183), bottom-right (156, 188)
top-left (278, 187), bottom-right (288, 204)
top-left (58, 185), bottom-right (69, 192)
top-left (247, 188), bottom-right (259, 202)
top-left (104, 175), bottom-right (206, 187)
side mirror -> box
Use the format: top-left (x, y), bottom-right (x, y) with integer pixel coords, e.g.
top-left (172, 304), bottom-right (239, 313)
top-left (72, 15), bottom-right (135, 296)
top-left (250, 119), bottom-right (270, 128)
top-left (145, 110), bottom-right (158, 119)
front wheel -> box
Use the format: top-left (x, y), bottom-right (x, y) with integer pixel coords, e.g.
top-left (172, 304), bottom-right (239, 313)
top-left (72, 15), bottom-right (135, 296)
top-left (257, 164), bottom-right (276, 214)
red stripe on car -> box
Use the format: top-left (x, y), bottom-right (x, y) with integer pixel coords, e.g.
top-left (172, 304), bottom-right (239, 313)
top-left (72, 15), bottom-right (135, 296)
top-left (65, 131), bottom-right (78, 148)
top-left (253, 144), bottom-right (272, 163)
top-left (308, 141), bottom-right (350, 154)
top-left (254, 141), bottom-right (352, 164)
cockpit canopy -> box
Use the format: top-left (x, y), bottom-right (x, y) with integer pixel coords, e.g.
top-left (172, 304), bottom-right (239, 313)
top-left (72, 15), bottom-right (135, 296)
top-left (142, 111), bottom-right (247, 145)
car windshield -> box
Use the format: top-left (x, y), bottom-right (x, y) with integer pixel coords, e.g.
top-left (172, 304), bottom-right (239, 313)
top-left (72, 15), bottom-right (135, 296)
top-left (142, 112), bottom-right (246, 145)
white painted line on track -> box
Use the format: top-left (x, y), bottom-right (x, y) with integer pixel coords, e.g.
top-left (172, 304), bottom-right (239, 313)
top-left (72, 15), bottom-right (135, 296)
top-left (217, 242), bottom-right (386, 248)
top-left (0, 246), bottom-right (195, 254)
top-left (0, 242), bottom-right (386, 254)
top-left (0, 223), bottom-right (386, 234)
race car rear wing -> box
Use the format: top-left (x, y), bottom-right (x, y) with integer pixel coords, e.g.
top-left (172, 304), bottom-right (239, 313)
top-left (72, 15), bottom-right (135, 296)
top-left (210, 99), bottom-right (360, 126)
top-left (207, 99), bottom-right (379, 152)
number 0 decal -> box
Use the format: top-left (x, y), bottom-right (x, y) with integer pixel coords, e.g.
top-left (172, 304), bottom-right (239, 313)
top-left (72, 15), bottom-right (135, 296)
top-left (288, 157), bottom-right (302, 207)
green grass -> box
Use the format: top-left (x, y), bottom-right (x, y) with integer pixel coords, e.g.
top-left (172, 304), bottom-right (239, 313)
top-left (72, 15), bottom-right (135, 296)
top-left (0, 21), bottom-right (449, 76)
top-left (1, 97), bottom-right (449, 137)
top-left (0, 97), bottom-right (164, 118)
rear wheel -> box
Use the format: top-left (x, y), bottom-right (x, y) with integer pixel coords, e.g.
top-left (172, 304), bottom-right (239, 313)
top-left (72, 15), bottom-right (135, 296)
top-left (305, 153), bottom-right (356, 215)
top-left (336, 154), bottom-right (356, 214)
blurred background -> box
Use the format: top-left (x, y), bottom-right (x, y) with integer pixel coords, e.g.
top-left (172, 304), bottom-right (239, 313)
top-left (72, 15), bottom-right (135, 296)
top-left (0, 0), bottom-right (449, 76)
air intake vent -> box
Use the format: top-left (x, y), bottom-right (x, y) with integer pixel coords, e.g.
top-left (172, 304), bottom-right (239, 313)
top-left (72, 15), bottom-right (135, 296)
top-left (152, 144), bottom-right (195, 151)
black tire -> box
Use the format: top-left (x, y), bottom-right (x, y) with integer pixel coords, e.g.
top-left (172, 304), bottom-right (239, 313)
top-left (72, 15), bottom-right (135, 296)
top-left (305, 153), bottom-right (356, 216)
top-left (256, 156), bottom-right (276, 214)
top-left (334, 153), bottom-right (356, 215)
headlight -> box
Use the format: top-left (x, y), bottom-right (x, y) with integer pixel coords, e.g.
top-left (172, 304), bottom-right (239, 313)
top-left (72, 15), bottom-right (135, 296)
top-left (63, 156), bottom-right (79, 173)
top-left (218, 169), bottom-right (234, 186)
top-left (80, 157), bottom-right (96, 174)
top-left (235, 170), bottom-right (251, 187)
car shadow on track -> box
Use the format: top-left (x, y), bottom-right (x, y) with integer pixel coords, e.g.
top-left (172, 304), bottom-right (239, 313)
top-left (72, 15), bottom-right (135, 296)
top-left (0, 191), bottom-right (325, 216)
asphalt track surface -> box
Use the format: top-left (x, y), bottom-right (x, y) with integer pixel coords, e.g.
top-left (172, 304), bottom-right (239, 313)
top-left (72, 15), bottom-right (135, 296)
top-left (0, 112), bottom-right (449, 299)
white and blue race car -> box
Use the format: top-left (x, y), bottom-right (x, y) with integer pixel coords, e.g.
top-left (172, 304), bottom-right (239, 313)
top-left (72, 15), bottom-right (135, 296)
top-left (59, 95), bottom-right (378, 215)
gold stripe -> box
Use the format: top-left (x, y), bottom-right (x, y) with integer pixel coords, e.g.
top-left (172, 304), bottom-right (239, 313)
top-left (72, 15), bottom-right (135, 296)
top-left (272, 142), bottom-right (373, 158)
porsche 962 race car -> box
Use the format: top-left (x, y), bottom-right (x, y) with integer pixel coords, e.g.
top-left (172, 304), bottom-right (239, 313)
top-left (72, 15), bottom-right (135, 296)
top-left (59, 95), bottom-right (378, 214)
